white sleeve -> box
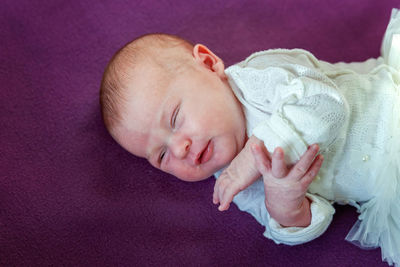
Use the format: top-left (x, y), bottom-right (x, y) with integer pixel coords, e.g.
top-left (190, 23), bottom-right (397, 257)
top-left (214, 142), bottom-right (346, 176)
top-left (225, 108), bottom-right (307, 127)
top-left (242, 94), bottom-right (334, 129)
top-left (253, 68), bottom-right (345, 244)
top-left (230, 178), bottom-right (335, 246)
top-left (228, 51), bottom-right (349, 162)
top-left (251, 65), bottom-right (348, 164)
top-left (263, 193), bottom-right (335, 245)
top-left (226, 54), bottom-right (349, 245)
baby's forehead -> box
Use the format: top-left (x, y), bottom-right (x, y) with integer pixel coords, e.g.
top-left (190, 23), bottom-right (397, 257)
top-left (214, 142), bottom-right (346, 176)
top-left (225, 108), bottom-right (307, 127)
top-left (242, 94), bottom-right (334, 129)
top-left (117, 46), bottom-right (190, 117)
top-left (121, 66), bottom-right (168, 116)
top-left (127, 65), bottom-right (170, 98)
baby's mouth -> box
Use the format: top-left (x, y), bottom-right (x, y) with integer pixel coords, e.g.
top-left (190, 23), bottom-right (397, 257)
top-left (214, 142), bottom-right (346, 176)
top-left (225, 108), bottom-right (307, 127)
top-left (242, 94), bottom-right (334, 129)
top-left (197, 140), bottom-right (213, 165)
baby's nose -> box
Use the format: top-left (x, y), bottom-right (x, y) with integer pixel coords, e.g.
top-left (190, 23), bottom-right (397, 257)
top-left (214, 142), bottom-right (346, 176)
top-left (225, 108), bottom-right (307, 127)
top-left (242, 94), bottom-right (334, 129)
top-left (171, 137), bottom-right (191, 159)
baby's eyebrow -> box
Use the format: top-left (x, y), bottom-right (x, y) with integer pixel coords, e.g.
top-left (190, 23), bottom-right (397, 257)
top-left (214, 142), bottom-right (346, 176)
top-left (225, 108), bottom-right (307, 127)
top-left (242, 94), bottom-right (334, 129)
top-left (158, 98), bottom-right (169, 128)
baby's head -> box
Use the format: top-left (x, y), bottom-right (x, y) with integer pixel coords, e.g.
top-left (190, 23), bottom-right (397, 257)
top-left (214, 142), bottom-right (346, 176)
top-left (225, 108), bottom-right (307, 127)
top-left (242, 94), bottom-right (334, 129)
top-left (100, 33), bottom-right (246, 181)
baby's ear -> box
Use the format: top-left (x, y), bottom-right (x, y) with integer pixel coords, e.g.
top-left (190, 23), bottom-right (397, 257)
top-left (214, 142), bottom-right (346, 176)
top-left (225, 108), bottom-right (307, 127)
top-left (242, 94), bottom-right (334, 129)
top-left (193, 44), bottom-right (225, 77)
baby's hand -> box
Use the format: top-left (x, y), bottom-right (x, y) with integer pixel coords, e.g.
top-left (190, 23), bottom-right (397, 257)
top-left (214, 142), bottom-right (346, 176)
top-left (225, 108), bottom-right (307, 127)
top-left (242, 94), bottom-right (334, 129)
top-left (213, 136), bottom-right (263, 211)
top-left (251, 144), bottom-right (324, 227)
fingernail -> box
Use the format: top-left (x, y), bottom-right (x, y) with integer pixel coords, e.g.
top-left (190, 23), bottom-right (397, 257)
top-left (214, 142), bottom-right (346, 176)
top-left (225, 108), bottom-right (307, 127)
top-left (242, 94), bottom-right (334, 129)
top-left (312, 144), bottom-right (319, 151)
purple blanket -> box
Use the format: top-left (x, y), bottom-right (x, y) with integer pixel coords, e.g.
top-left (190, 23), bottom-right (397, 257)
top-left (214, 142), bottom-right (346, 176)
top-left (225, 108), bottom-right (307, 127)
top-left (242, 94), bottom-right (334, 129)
top-left (1, 1), bottom-right (399, 266)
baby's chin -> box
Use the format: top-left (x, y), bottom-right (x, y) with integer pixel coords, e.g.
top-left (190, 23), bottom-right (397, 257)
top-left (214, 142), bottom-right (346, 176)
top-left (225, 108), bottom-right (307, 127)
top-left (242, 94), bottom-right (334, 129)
top-left (174, 169), bottom-right (217, 182)
top-left (174, 160), bottom-right (229, 182)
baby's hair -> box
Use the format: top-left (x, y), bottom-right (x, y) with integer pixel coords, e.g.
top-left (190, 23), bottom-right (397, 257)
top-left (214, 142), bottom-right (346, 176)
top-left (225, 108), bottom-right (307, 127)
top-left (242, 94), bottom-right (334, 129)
top-left (100, 33), bottom-right (194, 136)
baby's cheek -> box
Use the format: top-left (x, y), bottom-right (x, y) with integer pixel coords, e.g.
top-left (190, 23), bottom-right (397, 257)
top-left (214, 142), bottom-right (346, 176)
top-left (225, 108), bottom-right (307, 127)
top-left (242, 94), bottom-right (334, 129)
top-left (216, 147), bottom-right (236, 168)
top-left (176, 165), bottom-right (208, 182)
top-left (164, 159), bottom-right (186, 178)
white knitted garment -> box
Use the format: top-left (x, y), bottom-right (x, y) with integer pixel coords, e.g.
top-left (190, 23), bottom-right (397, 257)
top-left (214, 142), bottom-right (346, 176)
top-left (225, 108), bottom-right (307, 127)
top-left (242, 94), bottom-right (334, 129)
top-left (215, 8), bottom-right (400, 266)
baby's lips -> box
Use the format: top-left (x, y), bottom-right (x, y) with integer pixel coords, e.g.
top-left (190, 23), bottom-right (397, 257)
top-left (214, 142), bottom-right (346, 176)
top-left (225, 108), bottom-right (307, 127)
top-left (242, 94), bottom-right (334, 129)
top-left (200, 140), bottom-right (213, 164)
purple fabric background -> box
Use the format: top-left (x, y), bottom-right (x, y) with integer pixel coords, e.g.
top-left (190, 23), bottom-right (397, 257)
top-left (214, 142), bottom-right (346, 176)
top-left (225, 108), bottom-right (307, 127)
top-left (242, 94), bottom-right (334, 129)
top-left (1, 1), bottom-right (399, 266)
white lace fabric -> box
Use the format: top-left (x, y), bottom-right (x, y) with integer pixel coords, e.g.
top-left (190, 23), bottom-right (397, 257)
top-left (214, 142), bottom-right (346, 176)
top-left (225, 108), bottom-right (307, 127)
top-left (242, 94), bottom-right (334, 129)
top-left (215, 8), bottom-right (400, 266)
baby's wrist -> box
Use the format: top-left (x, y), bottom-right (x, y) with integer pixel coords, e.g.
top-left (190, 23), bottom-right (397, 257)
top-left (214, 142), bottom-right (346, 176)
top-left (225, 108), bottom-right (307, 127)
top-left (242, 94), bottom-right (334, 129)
top-left (268, 197), bottom-right (312, 227)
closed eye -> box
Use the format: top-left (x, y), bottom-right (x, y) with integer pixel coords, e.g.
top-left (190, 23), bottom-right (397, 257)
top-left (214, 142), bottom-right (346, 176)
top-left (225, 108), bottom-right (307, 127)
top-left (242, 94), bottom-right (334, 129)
top-left (159, 149), bottom-right (166, 164)
top-left (171, 105), bottom-right (180, 128)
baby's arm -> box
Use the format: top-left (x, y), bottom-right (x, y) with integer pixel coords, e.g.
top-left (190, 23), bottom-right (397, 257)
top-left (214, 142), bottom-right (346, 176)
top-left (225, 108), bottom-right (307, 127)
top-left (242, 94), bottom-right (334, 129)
top-left (252, 143), bottom-right (323, 227)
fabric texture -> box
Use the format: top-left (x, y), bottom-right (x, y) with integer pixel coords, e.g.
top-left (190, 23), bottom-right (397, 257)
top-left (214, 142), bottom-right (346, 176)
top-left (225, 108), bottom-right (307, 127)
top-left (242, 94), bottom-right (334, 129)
top-left (219, 10), bottom-right (400, 266)
top-left (1, 1), bottom-right (399, 266)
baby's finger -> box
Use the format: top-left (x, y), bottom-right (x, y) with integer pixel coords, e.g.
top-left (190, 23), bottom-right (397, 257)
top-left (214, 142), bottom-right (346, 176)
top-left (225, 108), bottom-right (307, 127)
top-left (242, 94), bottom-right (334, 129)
top-left (271, 147), bottom-right (289, 178)
top-left (218, 183), bottom-right (242, 211)
top-left (213, 180), bottom-right (221, 205)
top-left (213, 190), bottom-right (219, 205)
top-left (251, 144), bottom-right (271, 175)
top-left (217, 179), bottom-right (229, 209)
top-left (290, 144), bottom-right (320, 180)
top-left (300, 154), bottom-right (324, 187)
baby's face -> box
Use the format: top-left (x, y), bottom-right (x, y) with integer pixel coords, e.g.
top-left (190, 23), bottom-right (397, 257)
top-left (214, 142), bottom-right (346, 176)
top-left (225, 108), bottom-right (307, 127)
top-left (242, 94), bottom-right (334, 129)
top-left (114, 55), bottom-right (246, 181)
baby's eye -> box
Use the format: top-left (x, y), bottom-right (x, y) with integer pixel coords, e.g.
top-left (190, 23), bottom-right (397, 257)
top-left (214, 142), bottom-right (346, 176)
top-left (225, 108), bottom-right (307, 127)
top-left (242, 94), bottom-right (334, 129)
top-left (159, 149), bottom-right (166, 163)
top-left (171, 106), bottom-right (180, 128)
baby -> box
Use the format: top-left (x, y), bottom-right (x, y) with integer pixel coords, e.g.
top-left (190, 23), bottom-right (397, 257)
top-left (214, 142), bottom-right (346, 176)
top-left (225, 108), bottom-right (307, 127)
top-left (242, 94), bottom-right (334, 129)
top-left (101, 9), bottom-right (400, 266)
